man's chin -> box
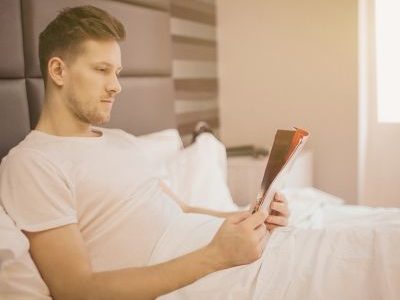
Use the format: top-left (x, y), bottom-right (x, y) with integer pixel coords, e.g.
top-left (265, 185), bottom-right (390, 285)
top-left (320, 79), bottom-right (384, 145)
top-left (90, 114), bottom-right (111, 126)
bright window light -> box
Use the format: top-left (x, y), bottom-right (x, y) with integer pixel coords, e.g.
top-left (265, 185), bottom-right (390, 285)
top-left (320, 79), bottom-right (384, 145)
top-left (375, 1), bottom-right (400, 123)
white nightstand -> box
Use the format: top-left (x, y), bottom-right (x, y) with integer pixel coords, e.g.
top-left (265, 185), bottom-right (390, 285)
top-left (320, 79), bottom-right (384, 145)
top-left (227, 151), bottom-right (313, 207)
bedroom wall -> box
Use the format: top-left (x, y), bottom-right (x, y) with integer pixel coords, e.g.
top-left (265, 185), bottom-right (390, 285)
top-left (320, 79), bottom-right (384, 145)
top-left (216, 0), bottom-right (359, 203)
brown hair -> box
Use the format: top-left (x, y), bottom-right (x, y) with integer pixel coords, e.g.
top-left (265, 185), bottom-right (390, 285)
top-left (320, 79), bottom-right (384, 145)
top-left (39, 5), bottom-right (125, 85)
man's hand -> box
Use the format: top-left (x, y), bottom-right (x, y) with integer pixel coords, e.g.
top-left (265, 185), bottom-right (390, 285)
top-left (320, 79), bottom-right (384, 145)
top-left (207, 211), bottom-right (270, 270)
top-left (265, 192), bottom-right (290, 231)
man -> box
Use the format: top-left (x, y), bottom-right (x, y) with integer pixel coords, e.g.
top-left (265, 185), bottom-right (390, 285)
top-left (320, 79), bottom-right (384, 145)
top-left (0, 6), bottom-right (289, 299)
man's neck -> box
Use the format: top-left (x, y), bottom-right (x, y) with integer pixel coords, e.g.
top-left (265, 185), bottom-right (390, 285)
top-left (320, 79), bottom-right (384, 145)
top-left (36, 117), bottom-right (101, 138)
top-left (36, 94), bottom-right (100, 138)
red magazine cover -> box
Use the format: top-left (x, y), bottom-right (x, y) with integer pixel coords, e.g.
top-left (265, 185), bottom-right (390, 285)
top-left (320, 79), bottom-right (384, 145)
top-left (252, 128), bottom-right (310, 214)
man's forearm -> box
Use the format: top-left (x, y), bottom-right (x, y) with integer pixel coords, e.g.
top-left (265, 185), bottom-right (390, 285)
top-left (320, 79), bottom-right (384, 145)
top-left (84, 245), bottom-right (223, 300)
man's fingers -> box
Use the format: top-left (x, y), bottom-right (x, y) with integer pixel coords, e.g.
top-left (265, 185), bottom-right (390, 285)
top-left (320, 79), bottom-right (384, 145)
top-left (244, 211), bottom-right (267, 229)
top-left (265, 215), bottom-right (288, 226)
top-left (274, 192), bottom-right (286, 202)
top-left (270, 201), bottom-right (289, 217)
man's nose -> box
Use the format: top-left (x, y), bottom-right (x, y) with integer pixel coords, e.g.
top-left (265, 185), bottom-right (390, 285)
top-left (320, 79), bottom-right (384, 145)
top-left (106, 74), bottom-right (122, 94)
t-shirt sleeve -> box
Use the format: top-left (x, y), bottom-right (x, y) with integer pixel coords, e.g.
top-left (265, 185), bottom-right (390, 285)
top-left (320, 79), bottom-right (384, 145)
top-left (0, 149), bottom-right (77, 232)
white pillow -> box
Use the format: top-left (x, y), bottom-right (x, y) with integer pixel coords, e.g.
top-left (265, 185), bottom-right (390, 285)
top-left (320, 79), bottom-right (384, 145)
top-left (163, 133), bottom-right (238, 212)
top-left (135, 128), bottom-right (183, 186)
top-left (0, 206), bottom-right (51, 299)
top-left (137, 128), bottom-right (183, 166)
top-left (137, 129), bottom-right (237, 211)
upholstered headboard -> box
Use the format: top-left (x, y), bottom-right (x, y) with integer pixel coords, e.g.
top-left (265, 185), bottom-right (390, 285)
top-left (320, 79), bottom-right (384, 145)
top-left (0, 0), bottom-right (176, 161)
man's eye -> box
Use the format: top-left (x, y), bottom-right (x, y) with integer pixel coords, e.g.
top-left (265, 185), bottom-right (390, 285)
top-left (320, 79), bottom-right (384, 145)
top-left (97, 68), bottom-right (107, 72)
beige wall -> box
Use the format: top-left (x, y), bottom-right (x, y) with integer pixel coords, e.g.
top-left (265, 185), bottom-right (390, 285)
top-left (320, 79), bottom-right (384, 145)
top-left (217, 0), bottom-right (359, 202)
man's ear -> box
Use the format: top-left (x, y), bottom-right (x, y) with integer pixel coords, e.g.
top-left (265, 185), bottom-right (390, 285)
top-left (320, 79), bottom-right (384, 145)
top-left (47, 57), bottom-right (66, 86)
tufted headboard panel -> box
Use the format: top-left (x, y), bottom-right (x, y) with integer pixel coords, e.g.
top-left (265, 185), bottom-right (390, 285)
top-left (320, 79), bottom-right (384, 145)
top-left (0, 0), bottom-right (176, 161)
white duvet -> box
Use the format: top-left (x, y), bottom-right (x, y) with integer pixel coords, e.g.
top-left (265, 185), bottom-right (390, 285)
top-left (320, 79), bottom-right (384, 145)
top-left (149, 188), bottom-right (400, 300)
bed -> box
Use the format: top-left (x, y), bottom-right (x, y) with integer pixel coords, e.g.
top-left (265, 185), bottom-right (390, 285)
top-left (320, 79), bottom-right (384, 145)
top-left (1, 1), bottom-right (400, 299)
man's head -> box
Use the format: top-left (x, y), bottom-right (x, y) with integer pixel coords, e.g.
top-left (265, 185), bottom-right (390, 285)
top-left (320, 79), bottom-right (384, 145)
top-left (39, 5), bottom-right (125, 85)
top-left (39, 6), bottom-right (125, 125)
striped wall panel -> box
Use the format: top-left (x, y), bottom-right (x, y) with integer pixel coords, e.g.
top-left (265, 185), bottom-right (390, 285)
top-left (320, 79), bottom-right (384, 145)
top-left (170, 0), bottom-right (219, 144)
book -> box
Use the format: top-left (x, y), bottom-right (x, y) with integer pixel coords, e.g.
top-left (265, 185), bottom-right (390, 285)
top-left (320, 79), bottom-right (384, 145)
top-left (252, 128), bottom-right (310, 214)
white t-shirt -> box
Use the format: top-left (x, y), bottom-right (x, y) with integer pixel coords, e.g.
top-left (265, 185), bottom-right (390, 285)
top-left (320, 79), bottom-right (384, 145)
top-left (0, 128), bottom-right (183, 271)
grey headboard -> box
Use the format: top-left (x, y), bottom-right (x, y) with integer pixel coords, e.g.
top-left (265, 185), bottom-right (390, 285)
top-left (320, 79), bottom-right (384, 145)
top-left (0, 0), bottom-right (176, 161)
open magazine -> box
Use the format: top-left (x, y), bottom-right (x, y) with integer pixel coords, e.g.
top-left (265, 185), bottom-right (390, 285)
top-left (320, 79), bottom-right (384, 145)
top-left (252, 128), bottom-right (310, 214)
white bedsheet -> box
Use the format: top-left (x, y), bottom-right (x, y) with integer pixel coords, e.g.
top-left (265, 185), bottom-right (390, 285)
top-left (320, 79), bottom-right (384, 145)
top-left (149, 188), bottom-right (400, 300)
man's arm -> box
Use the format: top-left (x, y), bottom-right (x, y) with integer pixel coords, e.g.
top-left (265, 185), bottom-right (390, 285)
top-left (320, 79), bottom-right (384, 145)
top-left (26, 210), bottom-right (268, 300)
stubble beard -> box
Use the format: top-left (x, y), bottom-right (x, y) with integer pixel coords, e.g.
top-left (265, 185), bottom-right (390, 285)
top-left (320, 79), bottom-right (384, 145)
top-left (67, 95), bottom-right (111, 125)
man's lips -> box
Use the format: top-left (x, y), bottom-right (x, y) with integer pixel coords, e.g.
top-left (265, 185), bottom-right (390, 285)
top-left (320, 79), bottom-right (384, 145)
top-left (100, 98), bottom-right (114, 104)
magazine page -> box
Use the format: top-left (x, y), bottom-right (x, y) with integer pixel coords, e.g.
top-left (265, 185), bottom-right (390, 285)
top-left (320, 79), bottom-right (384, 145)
top-left (252, 128), bottom-right (310, 214)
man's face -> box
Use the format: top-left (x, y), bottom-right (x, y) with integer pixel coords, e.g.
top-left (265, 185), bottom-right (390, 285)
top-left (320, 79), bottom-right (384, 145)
top-left (62, 39), bottom-right (122, 125)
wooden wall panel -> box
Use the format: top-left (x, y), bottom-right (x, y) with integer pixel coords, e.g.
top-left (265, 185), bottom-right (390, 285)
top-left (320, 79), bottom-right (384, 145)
top-left (170, 0), bottom-right (219, 142)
